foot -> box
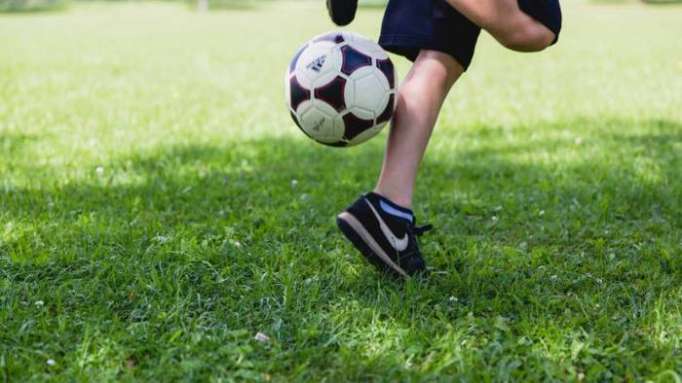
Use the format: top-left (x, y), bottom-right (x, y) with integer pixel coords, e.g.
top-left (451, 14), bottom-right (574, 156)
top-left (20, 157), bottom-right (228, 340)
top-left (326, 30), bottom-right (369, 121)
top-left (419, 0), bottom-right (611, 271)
top-left (336, 192), bottom-right (432, 278)
top-left (326, 0), bottom-right (358, 26)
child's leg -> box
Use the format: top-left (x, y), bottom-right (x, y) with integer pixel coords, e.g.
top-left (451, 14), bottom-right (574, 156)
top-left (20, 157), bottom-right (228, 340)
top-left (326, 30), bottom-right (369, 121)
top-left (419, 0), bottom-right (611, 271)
top-left (445, 0), bottom-right (557, 52)
top-left (374, 50), bottom-right (464, 209)
top-left (336, 50), bottom-right (462, 278)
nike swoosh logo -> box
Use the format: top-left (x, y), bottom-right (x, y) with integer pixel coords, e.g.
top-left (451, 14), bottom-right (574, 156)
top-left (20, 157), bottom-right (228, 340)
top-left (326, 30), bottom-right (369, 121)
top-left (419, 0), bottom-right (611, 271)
top-left (365, 198), bottom-right (409, 252)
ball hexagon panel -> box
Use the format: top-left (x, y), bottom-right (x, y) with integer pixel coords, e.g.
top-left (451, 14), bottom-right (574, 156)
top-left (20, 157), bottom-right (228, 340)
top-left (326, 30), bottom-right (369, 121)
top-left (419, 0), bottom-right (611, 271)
top-left (298, 100), bottom-right (345, 144)
top-left (340, 45), bottom-right (372, 76)
top-left (314, 76), bottom-right (347, 112)
top-left (348, 121), bottom-right (386, 146)
top-left (345, 66), bottom-right (390, 120)
top-left (376, 93), bottom-right (395, 124)
top-left (343, 113), bottom-right (375, 141)
top-left (288, 44), bottom-right (307, 75)
top-left (295, 41), bottom-right (343, 89)
top-left (344, 32), bottom-right (389, 60)
top-left (289, 111), bottom-right (312, 139)
top-left (314, 32), bottom-right (345, 44)
top-left (376, 58), bottom-right (395, 90)
top-left (289, 76), bottom-right (311, 111)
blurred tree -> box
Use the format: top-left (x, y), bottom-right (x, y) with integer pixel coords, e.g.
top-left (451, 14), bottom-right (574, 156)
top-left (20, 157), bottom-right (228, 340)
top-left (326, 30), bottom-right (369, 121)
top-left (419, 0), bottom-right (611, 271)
top-left (0, 0), bottom-right (67, 12)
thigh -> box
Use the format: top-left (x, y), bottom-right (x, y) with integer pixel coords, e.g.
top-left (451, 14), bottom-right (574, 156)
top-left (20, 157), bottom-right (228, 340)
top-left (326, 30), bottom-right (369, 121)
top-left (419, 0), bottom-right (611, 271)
top-left (446, 0), bottom-right (560, 50)
top-left (409, 49), bottom-right (464, 89)
top-left (445, 0), bottom-right (526, 34)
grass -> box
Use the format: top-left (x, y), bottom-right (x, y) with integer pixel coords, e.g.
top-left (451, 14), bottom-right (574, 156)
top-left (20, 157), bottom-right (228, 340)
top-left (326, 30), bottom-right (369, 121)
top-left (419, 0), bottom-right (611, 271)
top-left (1, 1), bottom-right (681, 381)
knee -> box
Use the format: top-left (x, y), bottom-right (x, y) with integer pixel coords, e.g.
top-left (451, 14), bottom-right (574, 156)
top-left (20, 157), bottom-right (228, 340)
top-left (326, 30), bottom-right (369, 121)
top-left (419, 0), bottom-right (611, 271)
top-left (404, 50), bottom-right (463, 94)
top-left (497, 23), bottom-right (555, 52)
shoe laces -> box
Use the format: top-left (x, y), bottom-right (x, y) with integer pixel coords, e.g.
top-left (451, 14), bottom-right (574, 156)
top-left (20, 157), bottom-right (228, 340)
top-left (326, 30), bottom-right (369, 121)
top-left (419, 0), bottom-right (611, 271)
top-left (400, 223), bottom-right (433, 261)
top-left (411, 224), bottom-right (433, 237)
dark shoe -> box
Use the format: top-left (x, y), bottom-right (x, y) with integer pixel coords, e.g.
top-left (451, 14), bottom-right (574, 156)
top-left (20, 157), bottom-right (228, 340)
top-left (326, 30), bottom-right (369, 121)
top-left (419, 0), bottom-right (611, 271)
top-left (326, 0), bottom-right (358, 26)
top-left (336, 192), bottom-right (432, 278)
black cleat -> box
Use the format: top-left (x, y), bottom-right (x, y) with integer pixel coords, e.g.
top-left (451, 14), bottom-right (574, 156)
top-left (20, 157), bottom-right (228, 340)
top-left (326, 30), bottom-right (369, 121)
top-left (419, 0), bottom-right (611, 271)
top-left (326, 0), bottom-right (358, 26)
top-left (336, 192), bottom-right (432, 278)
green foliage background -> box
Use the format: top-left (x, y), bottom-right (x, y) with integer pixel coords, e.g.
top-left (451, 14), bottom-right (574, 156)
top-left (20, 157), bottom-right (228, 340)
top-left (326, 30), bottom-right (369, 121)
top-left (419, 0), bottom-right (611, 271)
top-left (0, 0), bottom-right (67, 12)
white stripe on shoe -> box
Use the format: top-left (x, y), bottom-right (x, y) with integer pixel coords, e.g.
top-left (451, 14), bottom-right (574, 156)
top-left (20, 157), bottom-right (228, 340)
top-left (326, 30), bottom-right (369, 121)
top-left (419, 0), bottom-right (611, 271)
top-left (337, 211), bottom-right (409, 278)
top-left (365, 198), bottom-right (409, 252)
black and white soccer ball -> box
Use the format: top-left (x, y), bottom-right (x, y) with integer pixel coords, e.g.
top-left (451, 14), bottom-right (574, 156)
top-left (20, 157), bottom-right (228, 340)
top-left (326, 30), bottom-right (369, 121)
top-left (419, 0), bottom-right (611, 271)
top-left (285, 31), bottom-right (396, 147)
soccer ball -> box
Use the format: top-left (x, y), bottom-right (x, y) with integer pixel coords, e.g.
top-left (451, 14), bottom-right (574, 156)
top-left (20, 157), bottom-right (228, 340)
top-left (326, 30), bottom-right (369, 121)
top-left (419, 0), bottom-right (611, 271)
top-left (285, 31), bottom-right (396, 147)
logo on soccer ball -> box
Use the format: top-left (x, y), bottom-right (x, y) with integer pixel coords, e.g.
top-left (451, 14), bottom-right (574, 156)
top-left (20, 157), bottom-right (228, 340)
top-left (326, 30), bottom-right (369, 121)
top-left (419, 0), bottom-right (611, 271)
top-left (312, 118), bottom-right (324, 132)
top-left (306, 55), bottom-right (327, 72)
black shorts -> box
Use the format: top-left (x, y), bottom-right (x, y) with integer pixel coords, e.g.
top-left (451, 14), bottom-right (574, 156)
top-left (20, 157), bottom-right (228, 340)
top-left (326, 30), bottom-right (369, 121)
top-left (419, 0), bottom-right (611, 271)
top-left (379, 0), bottom-right (562, 70)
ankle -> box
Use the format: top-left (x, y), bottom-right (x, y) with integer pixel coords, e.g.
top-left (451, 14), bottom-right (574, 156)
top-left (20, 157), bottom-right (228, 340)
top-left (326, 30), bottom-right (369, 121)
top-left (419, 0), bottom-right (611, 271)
top-left (372, 188), bottom-right (412, 210)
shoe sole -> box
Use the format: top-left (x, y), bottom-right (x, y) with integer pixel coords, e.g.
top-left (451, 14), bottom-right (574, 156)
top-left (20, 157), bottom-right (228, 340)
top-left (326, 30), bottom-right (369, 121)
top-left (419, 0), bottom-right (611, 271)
top-left (326, 0), bottom-right (356, 26)
top-left (337, 212), bottom-right (409, 278)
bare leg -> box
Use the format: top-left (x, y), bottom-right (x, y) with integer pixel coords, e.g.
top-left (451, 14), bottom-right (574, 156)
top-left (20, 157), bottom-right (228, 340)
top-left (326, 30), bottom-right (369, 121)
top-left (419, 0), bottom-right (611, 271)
top-left (445, 0), bottom-right (555, 52)
top-left (374, 50), bottom-right (463, 209)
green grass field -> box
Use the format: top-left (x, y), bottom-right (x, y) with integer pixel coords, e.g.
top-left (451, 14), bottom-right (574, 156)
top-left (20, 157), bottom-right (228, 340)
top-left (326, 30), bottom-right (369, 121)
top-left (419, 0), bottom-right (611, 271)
top-left (1, 1), bottom-right (681, 381)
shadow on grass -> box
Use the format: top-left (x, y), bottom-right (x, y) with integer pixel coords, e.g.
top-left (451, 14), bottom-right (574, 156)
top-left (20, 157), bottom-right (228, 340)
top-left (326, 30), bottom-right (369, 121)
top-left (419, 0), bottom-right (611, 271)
top-left (1, 118), bottom-right (680, 379)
